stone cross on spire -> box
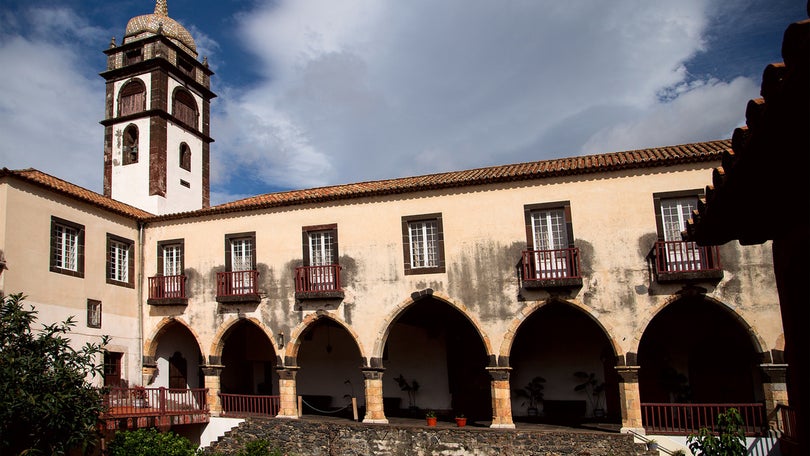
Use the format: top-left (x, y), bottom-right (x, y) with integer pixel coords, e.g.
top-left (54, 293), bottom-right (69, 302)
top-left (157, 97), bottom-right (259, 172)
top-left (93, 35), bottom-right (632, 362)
top-left (155, 0), bottom-right (168, 16)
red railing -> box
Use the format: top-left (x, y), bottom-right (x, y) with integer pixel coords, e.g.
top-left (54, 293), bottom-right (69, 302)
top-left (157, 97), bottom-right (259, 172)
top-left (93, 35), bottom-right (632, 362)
top-left (220, 393), bottom-right (280, 418)
top-left (148, 275), bottom-right (186, 299)
top-left (641, 403), bottom-right (766, 436)
top-left (521, 248), bottom-right (581, 281)
top-left (295, 264), bottom-right (342, 293)
top-left (102, 387), bottom-right (209, 429)
top-left (216, 270), bottom-right (259, 297)
top-left (651, 241), bottom-right (722, 274)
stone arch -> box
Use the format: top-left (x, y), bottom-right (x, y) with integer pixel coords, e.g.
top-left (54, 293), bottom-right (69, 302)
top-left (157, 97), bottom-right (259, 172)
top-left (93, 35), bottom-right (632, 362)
top-left (209, 315), bottom-right (281, 361)
top-left (632, 291), bottom-right (768, 356)
top-left (500, 297), bottom-right (622, 362)
top-left (143, 316), bottom-right (205, 361)
top-left (286, 311), bottom-right (366, 364)
top-left (371, 290), bottom-right (494, 363)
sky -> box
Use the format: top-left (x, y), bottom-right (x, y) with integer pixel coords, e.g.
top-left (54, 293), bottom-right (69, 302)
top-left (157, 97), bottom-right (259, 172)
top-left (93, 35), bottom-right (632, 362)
top-left (0, 0), bottom-right (805, 205)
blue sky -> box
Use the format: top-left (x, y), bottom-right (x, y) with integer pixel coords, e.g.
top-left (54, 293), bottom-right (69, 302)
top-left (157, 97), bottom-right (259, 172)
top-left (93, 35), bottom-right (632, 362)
top-left (0, 1), bottom-right (804, 205)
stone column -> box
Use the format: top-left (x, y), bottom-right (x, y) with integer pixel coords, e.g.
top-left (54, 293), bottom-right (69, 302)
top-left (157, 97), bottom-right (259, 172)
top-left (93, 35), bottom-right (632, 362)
top-left (201, 364), bottom-right (224, 416)
top-left (487, 367), bottom-right (515, 429)
top-left (760, 363), bottom-right (789, 430)
top-left (362, 368), bottom-right (388, 424)
top-left (616, 365), bottom-right (644, 434)
top-left (276, 367), bottom-right (300, 419)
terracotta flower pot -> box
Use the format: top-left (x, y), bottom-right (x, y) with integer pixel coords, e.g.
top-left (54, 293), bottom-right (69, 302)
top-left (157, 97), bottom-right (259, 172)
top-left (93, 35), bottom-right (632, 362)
top-left (455, 417), bottom-right (467, 427)
top-left (426, 416), bottom-right (437, 426)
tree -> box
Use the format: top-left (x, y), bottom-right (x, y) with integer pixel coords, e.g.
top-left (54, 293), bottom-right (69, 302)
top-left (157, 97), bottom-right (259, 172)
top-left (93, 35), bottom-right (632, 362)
top-left (0, 293), bottom-right (109, 455)
top-left (687, 407), bottom-right (747, 456)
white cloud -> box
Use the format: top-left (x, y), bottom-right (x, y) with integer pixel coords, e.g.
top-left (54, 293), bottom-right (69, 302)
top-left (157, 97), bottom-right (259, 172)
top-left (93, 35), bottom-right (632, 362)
top-left (213, 0), bottom-right (748, 193)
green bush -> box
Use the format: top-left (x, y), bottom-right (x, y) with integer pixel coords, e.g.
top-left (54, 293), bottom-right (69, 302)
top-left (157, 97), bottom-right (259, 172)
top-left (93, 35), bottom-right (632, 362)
top-left (687, 407), bottom-right (746, 456)
top-left (235, 439), bottom-right (286, 456)
top-left (107, 428), bottom-right (200, 456)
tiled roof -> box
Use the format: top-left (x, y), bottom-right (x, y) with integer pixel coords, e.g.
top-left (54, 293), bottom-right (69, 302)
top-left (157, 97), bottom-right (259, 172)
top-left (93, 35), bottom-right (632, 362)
top-left (0, 168), bottom-right (153, 219)
top-left (686, 17), bottom-right (809, 245)
top-left (153, 139), bottom-right (729, 222)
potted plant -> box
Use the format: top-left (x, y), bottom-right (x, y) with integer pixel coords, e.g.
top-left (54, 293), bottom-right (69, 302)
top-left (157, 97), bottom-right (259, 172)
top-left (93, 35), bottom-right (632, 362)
top-left (454, 413), bottom-right (467, 427)
top-left (425, 410), bottom-right (437, 426)
top-left (513, 376), bottom-right (546, 416)
top-left (573, 371), bottom-right (605, 417)
top-left (131, 386), bottom-right (148, 408)
top-left (647, 439), bottom-right (658, 451)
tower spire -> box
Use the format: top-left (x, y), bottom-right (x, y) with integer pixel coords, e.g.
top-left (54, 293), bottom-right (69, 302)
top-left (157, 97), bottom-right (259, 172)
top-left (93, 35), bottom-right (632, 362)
top-left (155, 0), bottom-right (168, 16)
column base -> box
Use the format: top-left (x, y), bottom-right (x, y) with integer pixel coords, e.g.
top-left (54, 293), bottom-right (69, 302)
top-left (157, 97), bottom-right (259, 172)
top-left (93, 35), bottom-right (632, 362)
top-left (490, 423), bottom-right (516, 429)
top-left (362, 418), bottom-right (390, 424)
top-left (275, 414), bottom-right (300, 420)
top-left (620, 426), bottom-right (646, 435)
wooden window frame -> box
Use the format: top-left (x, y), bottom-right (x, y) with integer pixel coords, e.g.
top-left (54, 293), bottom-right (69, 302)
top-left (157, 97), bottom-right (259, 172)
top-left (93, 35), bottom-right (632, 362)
top-left (402, 213), bottom-right (445, 275)
top-left (652, 190), bottom-right (703, 241)
top-left (87, 299), bottom-right (102, 329)
top-left (302, 224), bottom-right (338, 266)
top-left (225, 232), bottom-right (256, 272)
top-left (106, 233), bottom-right (134, 288)
top-left (49, 216), bottom-right (85, 278)
top-left (523, 201), bottom-right (575, 249)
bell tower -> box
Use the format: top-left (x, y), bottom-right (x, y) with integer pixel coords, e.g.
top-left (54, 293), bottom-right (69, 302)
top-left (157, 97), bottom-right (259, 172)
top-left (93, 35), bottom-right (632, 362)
top-left (101, 0), bottom-right (215, 214)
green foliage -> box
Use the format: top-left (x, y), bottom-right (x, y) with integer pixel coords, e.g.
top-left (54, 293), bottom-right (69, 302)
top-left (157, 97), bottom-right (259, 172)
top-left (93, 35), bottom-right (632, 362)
top-left (0, 293), bottom-right (109, 455)
top-left (235, 439), bottom-right (286, 456)
top-left (108, 428), bottom-right (200, 456)
top-left (687, 407), bottom-right (747, 456)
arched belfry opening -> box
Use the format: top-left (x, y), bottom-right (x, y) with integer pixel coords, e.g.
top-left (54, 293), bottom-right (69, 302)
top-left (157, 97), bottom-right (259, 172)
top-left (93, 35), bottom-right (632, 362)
top-left (383, 297), bottom-right (491, 422)
top-left (638, 296), bottom-right (762, 404)
top-left (509, 300), bottom-right (620, 425)
top-left (295, 318), bottom-right (364, 419)
top-left (220, 320), bottom-right (277, 395)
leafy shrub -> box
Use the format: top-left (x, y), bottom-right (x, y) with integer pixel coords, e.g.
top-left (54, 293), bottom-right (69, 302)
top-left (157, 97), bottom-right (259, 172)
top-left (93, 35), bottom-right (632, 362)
top-left (107, 428), bottom-right (199, 456)
top-left (687, 407), bottom-right (746, 456)
top-left (235, 439), bottom-right (287, 456)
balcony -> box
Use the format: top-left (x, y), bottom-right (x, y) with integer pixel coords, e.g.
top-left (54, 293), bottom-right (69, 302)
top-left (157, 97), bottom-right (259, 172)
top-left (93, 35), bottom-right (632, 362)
top-left (220, 393), bottom-right (281, 418)
top-left (649, 241), bottom-right (723, 283)
top-left (147, 275), bottom-right (187, 305)
top-left (520, 248), bottom-right (582, 289)
top-left (101, 387), bottom-right (209, 431)
top-left (295, 264), bottom-right (344, 300)
top-left (216, 270), bottom-right (260, 303)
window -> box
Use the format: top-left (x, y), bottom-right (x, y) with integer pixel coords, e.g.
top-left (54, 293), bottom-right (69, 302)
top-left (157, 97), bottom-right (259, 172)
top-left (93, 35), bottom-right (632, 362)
top-left (125, 48), bottom-right (143, 65)
top-left (179, 143), bottom-right (191, 171)
top-left (299, 225), bottom-right (339, 291)
top-left (150, 240), bottom-right (186, 302)
top-left (223, 232), bottom-right (256, 295)
top-left (107, 234), bottom-right (134, 287)
top-left (654, 192), bottom-right (702, 271)
top-left (177, 57), bottom-right (195, 78)
top-left (158, 240), bottom-right (184, 276)
top-left (50, 217), bottom-right (84, 277)
top-left (402, 214), bottom-right (445, 275)
top-left (524, 202), bottom-right (575, 279)
top-left (118, 79), bottom-right (146, 117)
top-left (172, 89), bottom-right (198, 129)
top-left (87, 299), bottom-right (101, 329)
top-left (123, 124), bottom-right (139, 165)
top-left (104, 351), bottom-right (123, 387)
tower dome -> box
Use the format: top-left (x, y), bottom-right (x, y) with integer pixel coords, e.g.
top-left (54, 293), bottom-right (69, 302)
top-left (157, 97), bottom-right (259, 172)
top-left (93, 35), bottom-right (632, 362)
top-left (124, 0), bottom-right (197, 56)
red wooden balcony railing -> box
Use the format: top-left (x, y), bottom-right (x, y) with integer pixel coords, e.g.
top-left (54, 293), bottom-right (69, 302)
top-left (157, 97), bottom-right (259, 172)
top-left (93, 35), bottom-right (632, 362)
top-left (521, 248), bottom-right (581, 283)
top-left (220, 393), bottom-right (280, 418)
top-left (777, 404), bottom-right (797, 440)
top-left (102, 387), bottom-right (209, 430)
top-left (651, 241), bottom-right (722, 276)
top-left (641, 403), bottom-right (766, 436)
top-left (295, 264), bottom-right (342, 293)
top-left (216, 270), bottom-right (259, 297)
top-left (148, 275), bottom-right (186, 299)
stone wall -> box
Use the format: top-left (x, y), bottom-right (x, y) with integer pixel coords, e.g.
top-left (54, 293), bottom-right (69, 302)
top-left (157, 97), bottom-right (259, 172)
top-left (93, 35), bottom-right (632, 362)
top-left (204, 418), bottom-right (656, 456)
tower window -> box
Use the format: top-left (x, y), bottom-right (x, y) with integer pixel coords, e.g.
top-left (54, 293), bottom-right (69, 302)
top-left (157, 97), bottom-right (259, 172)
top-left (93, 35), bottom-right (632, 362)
top-left (177, 57), bottom-right (195, 78)
top-left (125, 48), bottom-right (143, 65)
top-left (179, 143), bottom-right (191, 171)
top-left (118, 79), bottom-right (146, 117)
top-left (123, 125), bottom-right (139, 165)
top-left (173, 89), bottom-right (198, 129)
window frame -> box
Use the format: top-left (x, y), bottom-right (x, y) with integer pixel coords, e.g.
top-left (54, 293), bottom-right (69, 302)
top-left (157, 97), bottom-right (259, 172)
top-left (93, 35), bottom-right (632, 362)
top-left (172, 88), bottom-right (199, 129)
top-left (225, 232), bottom-right (256, 272)
top-left (402, 213), bottom-right (445, 275)
top-left (179, 142), bottom-right (192, 171)
top-left (302, 224), bottom-right (338, 267)
top-left (106, 233), bottom-right (134, 287)
top-left (157, 239), bottom-right (184, 276)
top-left (118, 78), bottom-right (146, 117)
top-left (50, 216), bottom-right (85, 278)
top-left (523, 201), bottom-right (574, 250)
top-left (653, 190), bottom-right (703, 241)
top-left (122, 124), bottom-right (139, 165)
top-left (87, 299), bottom-right (101, 329)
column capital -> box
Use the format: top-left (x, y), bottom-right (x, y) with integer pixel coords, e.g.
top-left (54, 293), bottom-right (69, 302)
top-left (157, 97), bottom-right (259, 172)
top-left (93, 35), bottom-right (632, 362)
top-left (615, 365), bottom-right (641, 383)
top-left (759, 363), bottom-right (789, 383)
top-left (201, 364), bottom-right (224, 376)
top-left (276, 366), bottom-right (300, 380)
top-left (362, 367), bottom-right (385, 380)
top-left (486, 366), bottom-right (512, 381)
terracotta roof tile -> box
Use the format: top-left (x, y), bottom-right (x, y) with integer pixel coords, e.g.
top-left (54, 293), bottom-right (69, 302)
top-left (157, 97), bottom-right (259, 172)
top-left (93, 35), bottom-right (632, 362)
top-left (151, 139), bottom-right (729, 222)
top-left (0, 168), bottom-right (153, 219)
